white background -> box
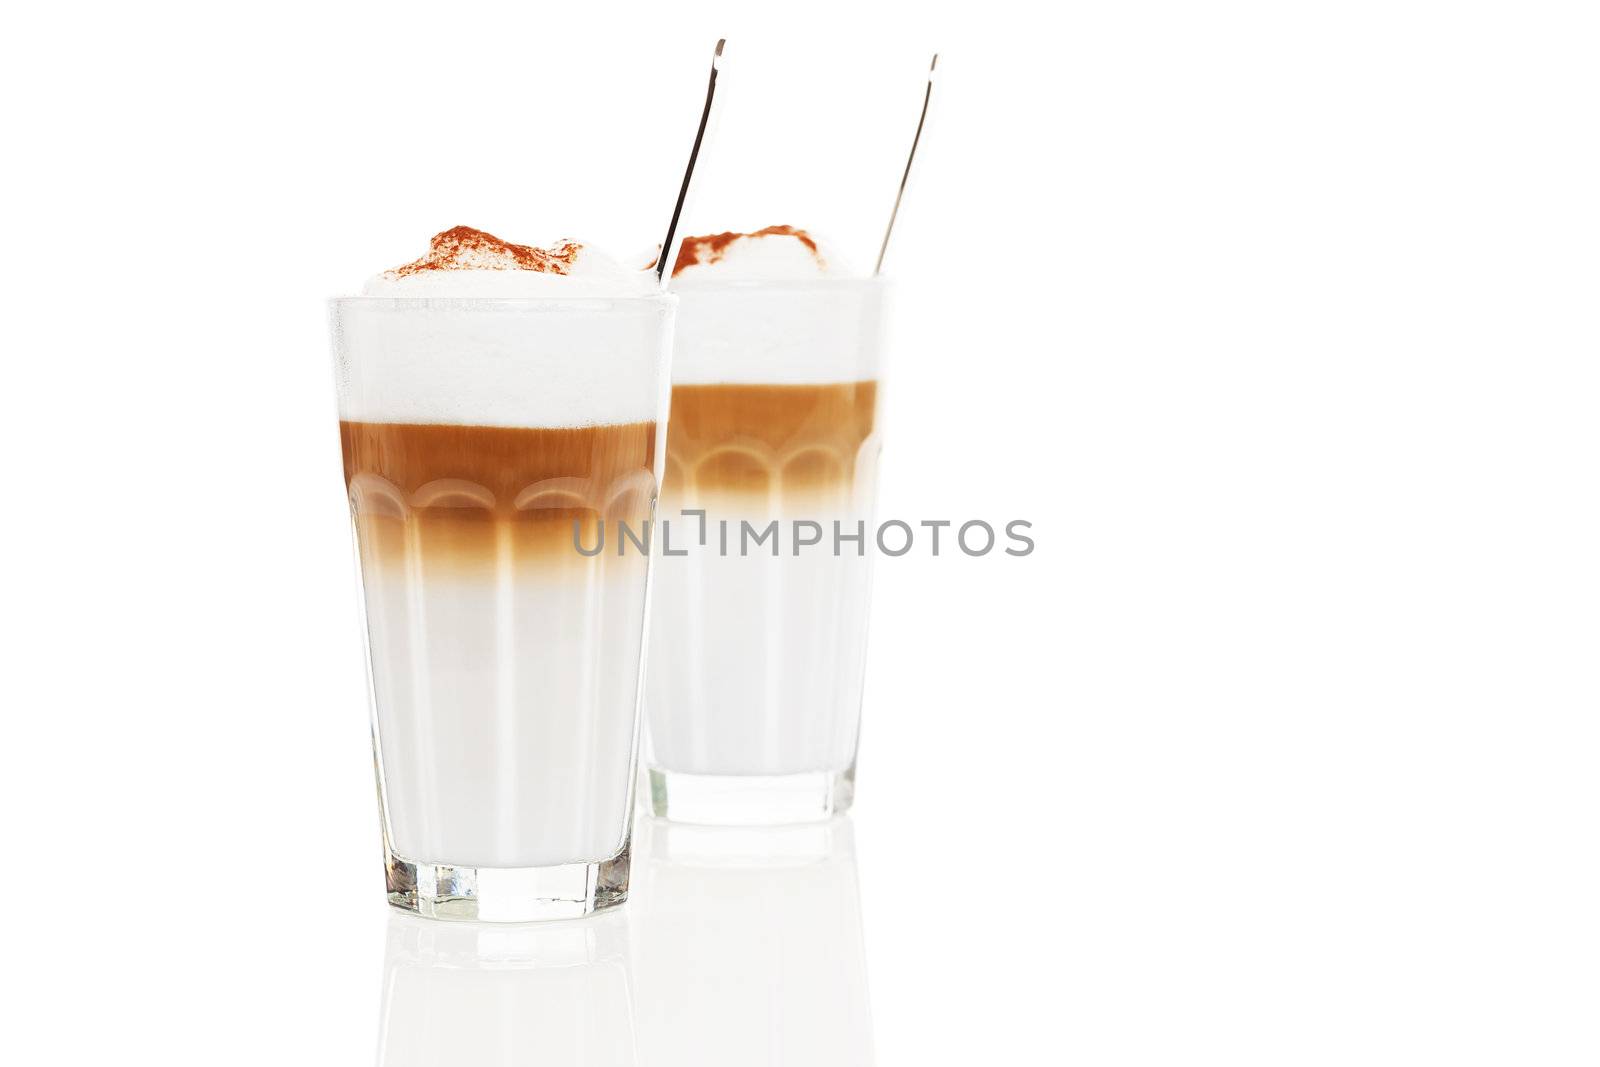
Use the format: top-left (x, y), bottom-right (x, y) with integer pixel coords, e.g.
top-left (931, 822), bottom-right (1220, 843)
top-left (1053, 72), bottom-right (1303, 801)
top-left (4, 2), bottom-right (1598, 1063)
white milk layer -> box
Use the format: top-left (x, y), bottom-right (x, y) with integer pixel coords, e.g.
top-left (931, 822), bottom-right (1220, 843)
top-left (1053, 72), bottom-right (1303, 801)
top-left (362, 558), bottom-right (650, 868)
top-left (646, 507), bottom-right (877, 776)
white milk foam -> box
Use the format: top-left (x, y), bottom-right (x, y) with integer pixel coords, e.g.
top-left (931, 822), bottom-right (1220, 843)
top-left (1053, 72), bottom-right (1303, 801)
top-left (668, 230), bottom-right (884, 385)
top-left (671, 227), bottom-right (834, 282)
top-left (337, 239), bottom-right (670, 428)
top-left (362, 246), bottom-right (660, 299)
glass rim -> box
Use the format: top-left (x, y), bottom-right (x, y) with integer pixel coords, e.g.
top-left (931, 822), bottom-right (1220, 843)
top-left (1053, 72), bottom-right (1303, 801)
top-left (667, 275), bottom-right (889, 294)
top-left (329, 293), bottom-right (677, 311)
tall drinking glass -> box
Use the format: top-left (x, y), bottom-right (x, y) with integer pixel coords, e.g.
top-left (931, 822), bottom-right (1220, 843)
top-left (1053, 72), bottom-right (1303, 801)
top-left (332, 295), bottom-right (673, 920)
top-left (644, 279), bottom-right (885, 823)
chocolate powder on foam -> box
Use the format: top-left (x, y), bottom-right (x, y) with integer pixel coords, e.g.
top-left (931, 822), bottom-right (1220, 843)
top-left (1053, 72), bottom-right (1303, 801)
top-left (391, 226), bottom-right (583, 277)
top-left (670, 225), bottom-right (822, 277)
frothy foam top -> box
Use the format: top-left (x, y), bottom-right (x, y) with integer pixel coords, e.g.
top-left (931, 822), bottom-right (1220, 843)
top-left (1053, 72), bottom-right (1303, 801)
top-left (363, 226), bottom-right (659, 298)
top-left (669, 280), bottom-right (884, 386)
top-left (664, 226), bottom-right (879, 384)
top-left (336, 227), bottom-right (670, 428)
top-left (670, 225), bottom-right (834, 282)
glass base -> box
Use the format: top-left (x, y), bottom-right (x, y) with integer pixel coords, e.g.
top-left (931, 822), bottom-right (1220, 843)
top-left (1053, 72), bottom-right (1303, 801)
top-left (648, 767), bottom-right (854, 826)
top-left (385, 844), bottom-right (630, 922)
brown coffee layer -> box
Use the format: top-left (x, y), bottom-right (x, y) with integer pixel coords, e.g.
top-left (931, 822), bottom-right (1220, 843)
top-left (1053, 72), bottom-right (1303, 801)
top-left (341, 420), bottom-right (658, 571)
top-left (662, 382), bottom-right (878, 504)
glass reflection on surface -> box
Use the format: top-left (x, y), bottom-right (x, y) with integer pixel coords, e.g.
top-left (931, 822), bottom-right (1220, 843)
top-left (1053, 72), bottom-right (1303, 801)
top-left (377, 909), bottom-right (636, 1066)
top-left (630, 816), bottom-right (875, 1065)
top-left (373, 817), bottom-right (873, 1065)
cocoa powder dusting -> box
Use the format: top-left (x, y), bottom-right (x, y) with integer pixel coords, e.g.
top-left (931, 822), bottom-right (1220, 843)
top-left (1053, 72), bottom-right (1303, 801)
top-left (671, 225), bottom-right (821, 277)
top-left (391, 226), bottom-right (583, 277)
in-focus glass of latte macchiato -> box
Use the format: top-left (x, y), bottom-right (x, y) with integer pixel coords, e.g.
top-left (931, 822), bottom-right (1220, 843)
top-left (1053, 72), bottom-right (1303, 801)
top-left (645, 227), bottom-right (886, 824)
top-left (332, 227), bottom-right (673, 920)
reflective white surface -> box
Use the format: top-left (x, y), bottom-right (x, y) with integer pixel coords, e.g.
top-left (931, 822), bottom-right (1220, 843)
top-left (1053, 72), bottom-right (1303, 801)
top-left (379, 911), bottom-right (637, 1066)
top-left (632, 819), bottom-right (874, 1065)
top-left (376, 818), bottom-right (871, 1066)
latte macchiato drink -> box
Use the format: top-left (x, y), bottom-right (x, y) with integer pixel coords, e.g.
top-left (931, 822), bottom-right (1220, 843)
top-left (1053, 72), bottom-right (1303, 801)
top-left (645, 228), bottom-right (886, 824)
top-left (333, 227), bottom-right (672, 920)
